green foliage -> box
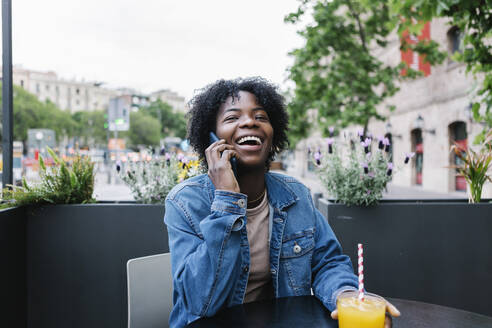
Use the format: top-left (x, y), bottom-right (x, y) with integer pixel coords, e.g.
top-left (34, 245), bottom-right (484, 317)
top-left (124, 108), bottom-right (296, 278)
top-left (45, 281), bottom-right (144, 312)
top-left (390, 0), bottom-right (492, 142)
top-left (71, 110), bottom-right (108, 147)
top-left (124, 100), bottom-right (188, 148)
top-left (315, 135), bottom-right (394, 206)
top-left (0, 84), bottom-right (78, 144)
top-left (127, 111), bottom-right (162, 147)
top-left (141, 100), bottom-right (187, 139)
top-left (0, 84), bottom-right (188, 149)
top-left (1, 147), bottom-right (95, 208)
top-left (451, 129), bottom-right (492, 203)
top-left (285, 0), bottom-right (402, 141)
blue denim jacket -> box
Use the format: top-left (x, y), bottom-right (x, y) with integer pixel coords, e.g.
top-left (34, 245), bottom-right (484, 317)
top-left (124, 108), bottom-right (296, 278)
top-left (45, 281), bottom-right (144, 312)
top-left (164, 172), bottom-right (358, 327)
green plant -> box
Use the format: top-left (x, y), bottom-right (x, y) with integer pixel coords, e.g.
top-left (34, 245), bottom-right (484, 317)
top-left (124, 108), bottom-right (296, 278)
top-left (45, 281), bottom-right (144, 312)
top-left (314, 131), bottom-right (405, 206)
top-left (1, 147), bottom-right (95, 208)
top-left (285, 0), bottom-right (404, 143)
top-left (120, 154), bottom-right (204, 204)
top-left (451, 129), bottom-right (492, 203)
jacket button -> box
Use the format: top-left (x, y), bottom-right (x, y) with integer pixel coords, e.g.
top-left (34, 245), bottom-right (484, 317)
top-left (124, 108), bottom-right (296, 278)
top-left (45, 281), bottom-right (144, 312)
top-left (293, 244), bottom-right (302, 254)
top-left (243, 266), bottom-right (249, 273)
top-left (270, 269), bottom-right (276, 275)
top-left (237, 199), bottom-right (246, 208)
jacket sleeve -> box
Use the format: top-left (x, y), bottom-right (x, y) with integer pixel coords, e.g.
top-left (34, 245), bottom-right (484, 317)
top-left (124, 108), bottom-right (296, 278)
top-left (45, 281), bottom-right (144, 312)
top-left (310, 196), bottom-right (358, 311)
top-left (164, 188), bottom-right (247, 319)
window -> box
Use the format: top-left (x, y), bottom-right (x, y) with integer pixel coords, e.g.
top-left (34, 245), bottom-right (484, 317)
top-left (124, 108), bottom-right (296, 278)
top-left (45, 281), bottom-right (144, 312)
top-left (46, 84), bottom-right (50, 91)
top-left (411, 129), bottom-right (423, 186)
top-left (76, 88), bottom-right (80, 95)
top-left (449, 121), bottom-right (467, 191)
top-left (20, 80), bottom-right (24, 88)
top-left (36, 83), bottom-right (40, 93)
top-left (447, 26), bottom-right (462, 55)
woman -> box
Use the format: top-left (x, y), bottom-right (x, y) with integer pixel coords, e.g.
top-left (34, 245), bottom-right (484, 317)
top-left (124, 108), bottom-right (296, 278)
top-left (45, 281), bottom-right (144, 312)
top-left (164, 77), bottom-right (399, 327)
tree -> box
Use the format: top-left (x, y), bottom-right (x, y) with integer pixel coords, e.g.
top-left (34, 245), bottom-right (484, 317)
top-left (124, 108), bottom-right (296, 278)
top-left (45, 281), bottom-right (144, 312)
top-left (72, 110), bottom-right (108, 147)
top-left (391, 0), bottom-right (492, 143)
top-left (140, 100), bottom-right (187, 139)
top-left (127, 111), bottom-right (161, 148)
top-left (0, 84), bottom-right (77, 145)
top-left (285, 0), bottom-right (404, 142)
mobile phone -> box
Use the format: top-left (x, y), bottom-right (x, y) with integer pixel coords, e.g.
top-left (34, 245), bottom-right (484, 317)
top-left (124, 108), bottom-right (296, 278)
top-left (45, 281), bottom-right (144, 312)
top-left (209, 131), bottom-right (238, 178)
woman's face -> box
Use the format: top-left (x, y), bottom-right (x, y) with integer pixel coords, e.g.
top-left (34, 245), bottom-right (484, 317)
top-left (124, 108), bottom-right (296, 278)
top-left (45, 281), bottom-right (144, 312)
top-left (215, 91), bottom-right (273, 170)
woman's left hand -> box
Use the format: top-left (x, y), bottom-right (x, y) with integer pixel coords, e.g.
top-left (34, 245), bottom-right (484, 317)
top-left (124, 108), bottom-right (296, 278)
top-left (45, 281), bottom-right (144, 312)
top-left (331, 298), bottom-right (400, 328)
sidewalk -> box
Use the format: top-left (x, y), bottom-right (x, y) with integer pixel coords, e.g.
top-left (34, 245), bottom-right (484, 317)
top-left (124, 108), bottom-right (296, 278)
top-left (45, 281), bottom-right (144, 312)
top-left (93, 172), bottom-right (133, 201)
top-left (93, 169), bottom-right (468, 202)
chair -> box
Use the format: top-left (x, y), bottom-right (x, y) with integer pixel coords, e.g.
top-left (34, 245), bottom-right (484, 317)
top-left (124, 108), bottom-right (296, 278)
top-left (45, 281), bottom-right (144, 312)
top-left (127, 253), bottom-right (173, 328)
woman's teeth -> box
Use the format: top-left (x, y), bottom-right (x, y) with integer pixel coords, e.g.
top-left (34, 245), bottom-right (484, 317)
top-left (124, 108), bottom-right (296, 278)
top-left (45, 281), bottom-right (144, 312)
top-left (237, 136), bottom-right (262, 145)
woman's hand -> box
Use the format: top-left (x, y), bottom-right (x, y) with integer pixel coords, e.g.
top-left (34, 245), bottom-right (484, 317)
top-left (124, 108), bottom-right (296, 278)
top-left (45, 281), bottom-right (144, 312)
top-left (205, 139), bottom-right (240, 193)
top-left (331, 297), bottom-right (400, 328)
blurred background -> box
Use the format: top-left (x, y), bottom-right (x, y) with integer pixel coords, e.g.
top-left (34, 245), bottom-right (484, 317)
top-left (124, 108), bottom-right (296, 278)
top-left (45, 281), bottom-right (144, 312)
top-left (1, 0), bottom-right (491, 201)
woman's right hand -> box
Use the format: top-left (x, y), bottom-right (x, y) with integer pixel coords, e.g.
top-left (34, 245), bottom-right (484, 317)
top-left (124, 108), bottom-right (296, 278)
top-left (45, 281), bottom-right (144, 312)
top-left (205, 139), bottom-right (240, 193)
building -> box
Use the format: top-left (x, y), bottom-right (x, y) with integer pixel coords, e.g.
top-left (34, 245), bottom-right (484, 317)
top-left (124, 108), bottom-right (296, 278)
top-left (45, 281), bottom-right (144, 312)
top-left (116, 87), bottom-right (150, 111)
top-left (149, 89), bottom-right (187, 113)
top-left (292, 18), bottom-right (491, 198)
top-left (4, 66), bottom-right (118, 113)
top-left (2, 66), bottom-right (187, 115)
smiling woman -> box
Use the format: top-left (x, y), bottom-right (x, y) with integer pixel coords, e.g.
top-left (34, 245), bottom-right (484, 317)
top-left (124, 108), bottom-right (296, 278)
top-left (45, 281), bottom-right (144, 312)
top-left (163, 77), bottom-right (395, 328)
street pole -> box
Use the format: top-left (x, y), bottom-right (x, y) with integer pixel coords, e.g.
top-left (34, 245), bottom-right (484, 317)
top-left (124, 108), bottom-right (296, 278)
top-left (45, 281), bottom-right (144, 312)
top-left (2, 0), bottom-right (13, 188)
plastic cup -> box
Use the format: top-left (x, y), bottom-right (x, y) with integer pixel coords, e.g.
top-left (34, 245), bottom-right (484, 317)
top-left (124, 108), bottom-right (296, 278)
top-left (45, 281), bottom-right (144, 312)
top-left (337, 291), bottom-right (386, 328)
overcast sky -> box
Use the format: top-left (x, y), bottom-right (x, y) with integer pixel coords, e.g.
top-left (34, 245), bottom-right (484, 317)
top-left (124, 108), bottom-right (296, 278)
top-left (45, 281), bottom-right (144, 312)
top-left (5, 0), bottom-right (306, 100)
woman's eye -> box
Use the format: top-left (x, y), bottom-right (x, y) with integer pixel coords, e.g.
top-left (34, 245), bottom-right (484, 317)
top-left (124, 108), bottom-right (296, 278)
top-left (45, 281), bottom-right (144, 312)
top-left (256, 115), bottom-right (269, 121)
top-left (224, 116), bottom-right (238, 121)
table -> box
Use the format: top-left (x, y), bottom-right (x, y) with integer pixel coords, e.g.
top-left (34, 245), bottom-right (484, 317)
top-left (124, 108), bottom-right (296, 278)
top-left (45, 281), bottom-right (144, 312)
top-left (186, 295), bottom-right (492, 328)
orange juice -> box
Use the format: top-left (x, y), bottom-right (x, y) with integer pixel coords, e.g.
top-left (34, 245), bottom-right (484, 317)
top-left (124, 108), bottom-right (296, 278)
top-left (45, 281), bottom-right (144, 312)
top-left (337, 292), bottom-right (386, 328)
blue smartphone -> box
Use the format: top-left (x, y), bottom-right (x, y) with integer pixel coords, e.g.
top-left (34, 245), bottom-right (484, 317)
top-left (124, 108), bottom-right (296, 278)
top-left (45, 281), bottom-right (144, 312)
top-left (209, 131), bottom-right (238, 178)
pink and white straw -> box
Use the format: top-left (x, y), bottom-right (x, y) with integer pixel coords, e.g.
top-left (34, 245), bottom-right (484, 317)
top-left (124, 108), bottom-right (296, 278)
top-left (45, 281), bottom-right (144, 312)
top-left (358, 243), bottom-right (365, 301)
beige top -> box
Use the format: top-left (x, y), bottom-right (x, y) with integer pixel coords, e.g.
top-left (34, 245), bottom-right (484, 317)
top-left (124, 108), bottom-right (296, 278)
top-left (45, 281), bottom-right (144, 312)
top-left (244, 192), bottom-right (273, 303)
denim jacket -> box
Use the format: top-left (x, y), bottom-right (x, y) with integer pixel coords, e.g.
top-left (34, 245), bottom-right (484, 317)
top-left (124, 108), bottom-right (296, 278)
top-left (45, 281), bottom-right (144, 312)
top-left (164, 172), bottom-right (358, 327)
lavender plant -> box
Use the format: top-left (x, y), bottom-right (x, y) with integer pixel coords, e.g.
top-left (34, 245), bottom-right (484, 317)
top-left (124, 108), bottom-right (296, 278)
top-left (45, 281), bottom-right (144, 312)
top-left (314, 130), bottom-right (405, 206)
top-left (121, 154), bottom-right (204, 204)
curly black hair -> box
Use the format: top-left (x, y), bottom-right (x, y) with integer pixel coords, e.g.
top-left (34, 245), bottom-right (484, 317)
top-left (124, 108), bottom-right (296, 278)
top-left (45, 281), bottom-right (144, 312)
top-left (187, 77), bottom-right (289, 169)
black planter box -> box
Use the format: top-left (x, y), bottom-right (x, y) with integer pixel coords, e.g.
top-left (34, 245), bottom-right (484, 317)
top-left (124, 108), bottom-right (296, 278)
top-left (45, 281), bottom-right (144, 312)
top-left (1, 204), bottom-right (168, 328)
top-left (317, 199), bottom-right (492, 317)
top-left (0, 206), bottom-right (27, 327)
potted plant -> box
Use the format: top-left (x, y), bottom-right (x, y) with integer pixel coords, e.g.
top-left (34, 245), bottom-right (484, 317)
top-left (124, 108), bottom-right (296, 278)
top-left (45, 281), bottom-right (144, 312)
top-left (0, 148), bottom-right (177, 328)
top-left (451, 129), bottom-right (492, 203)
top-left (311, 129), bottom-right (492, 317)
top-left (1, 147), bottom-right (96, 208)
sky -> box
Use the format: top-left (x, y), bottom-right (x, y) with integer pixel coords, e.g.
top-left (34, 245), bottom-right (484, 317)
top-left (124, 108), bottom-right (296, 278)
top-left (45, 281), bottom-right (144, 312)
top-left (5, 0), bottom-right (306, 100)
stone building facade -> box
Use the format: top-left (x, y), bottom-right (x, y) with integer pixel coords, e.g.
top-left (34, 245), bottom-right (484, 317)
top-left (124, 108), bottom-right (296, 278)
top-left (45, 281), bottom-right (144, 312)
top-left (7, 66), bottom-right (118, 113)
top-left (292, 19), bottom-right (491, 198)
top-left (149, 89), bottom-right (187, 113)
top-left (3, 66), bottom-right (187, 115)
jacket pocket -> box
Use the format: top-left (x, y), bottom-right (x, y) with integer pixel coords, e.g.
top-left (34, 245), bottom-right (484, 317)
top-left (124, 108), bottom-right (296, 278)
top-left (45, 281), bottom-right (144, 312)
top-left (280, 229), bottom-right (315, 291)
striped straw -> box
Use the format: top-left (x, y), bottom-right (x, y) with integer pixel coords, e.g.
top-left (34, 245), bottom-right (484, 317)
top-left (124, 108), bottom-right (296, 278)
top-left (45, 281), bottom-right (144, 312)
top-left (358, 243), bottom-right (365, 301)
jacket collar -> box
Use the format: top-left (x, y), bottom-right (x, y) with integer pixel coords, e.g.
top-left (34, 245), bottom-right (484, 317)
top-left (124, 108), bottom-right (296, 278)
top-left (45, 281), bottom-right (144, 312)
top-left (265, 172), bottom-right (298, 210)
top-left (204, 172), bottom-right (298, 210)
